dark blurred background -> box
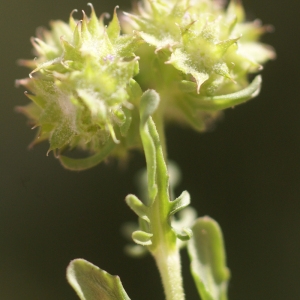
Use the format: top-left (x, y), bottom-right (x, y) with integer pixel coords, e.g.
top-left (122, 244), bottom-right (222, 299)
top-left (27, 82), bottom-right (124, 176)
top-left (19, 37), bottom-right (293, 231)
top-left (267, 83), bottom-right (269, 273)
top-left (0, 0), bottom-right (298, 299)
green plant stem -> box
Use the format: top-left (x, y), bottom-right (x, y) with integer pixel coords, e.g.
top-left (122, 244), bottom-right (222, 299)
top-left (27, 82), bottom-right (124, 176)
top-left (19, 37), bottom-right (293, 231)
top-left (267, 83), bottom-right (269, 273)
top-left (153, 244), bottom-right (184, 300)
top-left (150, 195), bottom-right (185, 300)
top-left (147, 115), bottom-right (185, 300)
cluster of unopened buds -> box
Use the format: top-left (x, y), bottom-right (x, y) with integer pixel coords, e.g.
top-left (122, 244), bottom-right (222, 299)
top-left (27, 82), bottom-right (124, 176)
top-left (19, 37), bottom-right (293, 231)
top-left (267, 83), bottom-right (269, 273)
top-left (17, 0), bottom-right (274, 168)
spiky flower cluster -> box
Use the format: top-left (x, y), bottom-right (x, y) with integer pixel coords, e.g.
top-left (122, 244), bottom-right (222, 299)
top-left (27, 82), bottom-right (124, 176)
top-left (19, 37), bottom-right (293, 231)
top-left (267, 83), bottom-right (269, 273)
top-left (17, 1), bottom-right (274, 166)
top-left (124, 0), bottom-right (275, 130)
top-left (17, 5), bottom-right (140, 157)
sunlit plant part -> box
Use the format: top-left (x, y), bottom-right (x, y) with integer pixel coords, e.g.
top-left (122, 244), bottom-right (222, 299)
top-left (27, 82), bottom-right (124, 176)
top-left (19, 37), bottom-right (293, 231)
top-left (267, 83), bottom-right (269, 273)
top-left (17, 4), bottom-right (141, 160)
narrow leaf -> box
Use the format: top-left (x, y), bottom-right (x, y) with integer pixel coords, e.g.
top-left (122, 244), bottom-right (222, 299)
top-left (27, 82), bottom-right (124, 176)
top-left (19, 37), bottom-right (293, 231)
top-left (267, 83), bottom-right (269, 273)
top-left (132, 230), bottom-right (153, 246)
top-left (169, 191), bottom-right (191, 216)
top-left (125, 194), bottom-right (150, 223)
top-left (187, 217), bottom-right (230, 300)
top-left (67, 259), bottom-right (130, 300)
top-left (193, 75), bottom-right (262, 111)
top-left (59, 139), bottom-right (115, 171)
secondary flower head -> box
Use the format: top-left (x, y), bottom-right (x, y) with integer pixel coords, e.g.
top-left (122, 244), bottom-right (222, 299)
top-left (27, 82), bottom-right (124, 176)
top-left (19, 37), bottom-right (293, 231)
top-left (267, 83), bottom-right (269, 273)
top-left (17, 4), bottom-right (140, 161)
top-left (123, 0), bottom-right (275, 130)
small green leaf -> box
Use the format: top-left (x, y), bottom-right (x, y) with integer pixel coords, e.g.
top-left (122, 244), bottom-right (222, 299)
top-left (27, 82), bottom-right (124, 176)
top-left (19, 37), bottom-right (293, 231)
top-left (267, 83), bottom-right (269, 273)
top-left (67, 259), bottom-right (130, 300)
top-left (125, 194), bottom-right (150, 223)
top-left (59, 139), bottom-right (115, 171)
top-left (169, 191), bottom-right (190, 216)
top-left (132, 230), bottom-right (153, 246)
top-left (139, 89), bottom-right (160, 126)
top-left (170, 191), bottom-right (192, 241)
top-left (187, 216), bottom-right (230, 300)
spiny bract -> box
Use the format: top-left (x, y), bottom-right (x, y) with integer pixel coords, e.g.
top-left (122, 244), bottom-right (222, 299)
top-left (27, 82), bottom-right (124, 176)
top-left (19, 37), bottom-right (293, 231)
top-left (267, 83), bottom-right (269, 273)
top-left (17, 4), bottom-right (141, 158)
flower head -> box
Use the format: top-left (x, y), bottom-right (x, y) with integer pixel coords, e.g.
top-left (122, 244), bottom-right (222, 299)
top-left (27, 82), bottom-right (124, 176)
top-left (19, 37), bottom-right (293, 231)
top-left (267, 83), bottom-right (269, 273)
top-left (17, 5), bottom-right (140, 161)
top-left (17, 1), bottom-right (275, 169)
top-left (123, 0), bottom-right (275, 130)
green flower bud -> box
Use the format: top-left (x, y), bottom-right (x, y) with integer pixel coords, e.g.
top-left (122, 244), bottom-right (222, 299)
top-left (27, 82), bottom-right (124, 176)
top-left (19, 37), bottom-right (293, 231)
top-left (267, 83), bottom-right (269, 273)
top-left (123, 0), bottom-right (275, 131)
top-left (17, 4), bottom-right (141, 159)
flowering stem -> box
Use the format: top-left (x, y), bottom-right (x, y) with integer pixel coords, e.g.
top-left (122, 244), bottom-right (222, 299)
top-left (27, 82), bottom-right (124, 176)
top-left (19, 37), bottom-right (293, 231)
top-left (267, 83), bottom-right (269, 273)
top-left (139, 96), bottom-right (185, 300)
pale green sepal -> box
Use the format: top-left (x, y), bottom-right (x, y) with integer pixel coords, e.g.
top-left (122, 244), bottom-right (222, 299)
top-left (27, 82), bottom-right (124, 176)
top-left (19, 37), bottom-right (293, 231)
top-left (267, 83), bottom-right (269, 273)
top-left (15, 102), bottom-right (42, 121)
top-left (193, 75), bottom-right (262, 111)
top-left (67, 259), bottom-right (131, 300)
top-left (107, 7), bottom-right (121, 43)
top-left (49, 120), bottom-right (75, 151)
top-left (132, 230), bottom-right (153, 246)
top-left (169, 191), bottom-right (190, 216)
top-left (86, 3), bottom-right (102, 37)
top-left (227, 0), bottom-right (245, 23)
top-left (59, 139), bottom-right (115, 171)
top-left (125, 194), bottom-right (150, 223)
top-left (187, 217), bottom-right (230, 300)
top-left (214, 38), bottom-right (240, 58)
top-left (24, 91), bottom-right (47, 109)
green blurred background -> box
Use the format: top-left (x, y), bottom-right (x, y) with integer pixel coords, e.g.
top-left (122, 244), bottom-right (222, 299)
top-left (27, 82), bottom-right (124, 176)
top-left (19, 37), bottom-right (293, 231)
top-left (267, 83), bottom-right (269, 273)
top-left (0, 0), bottom-right (299, 299)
